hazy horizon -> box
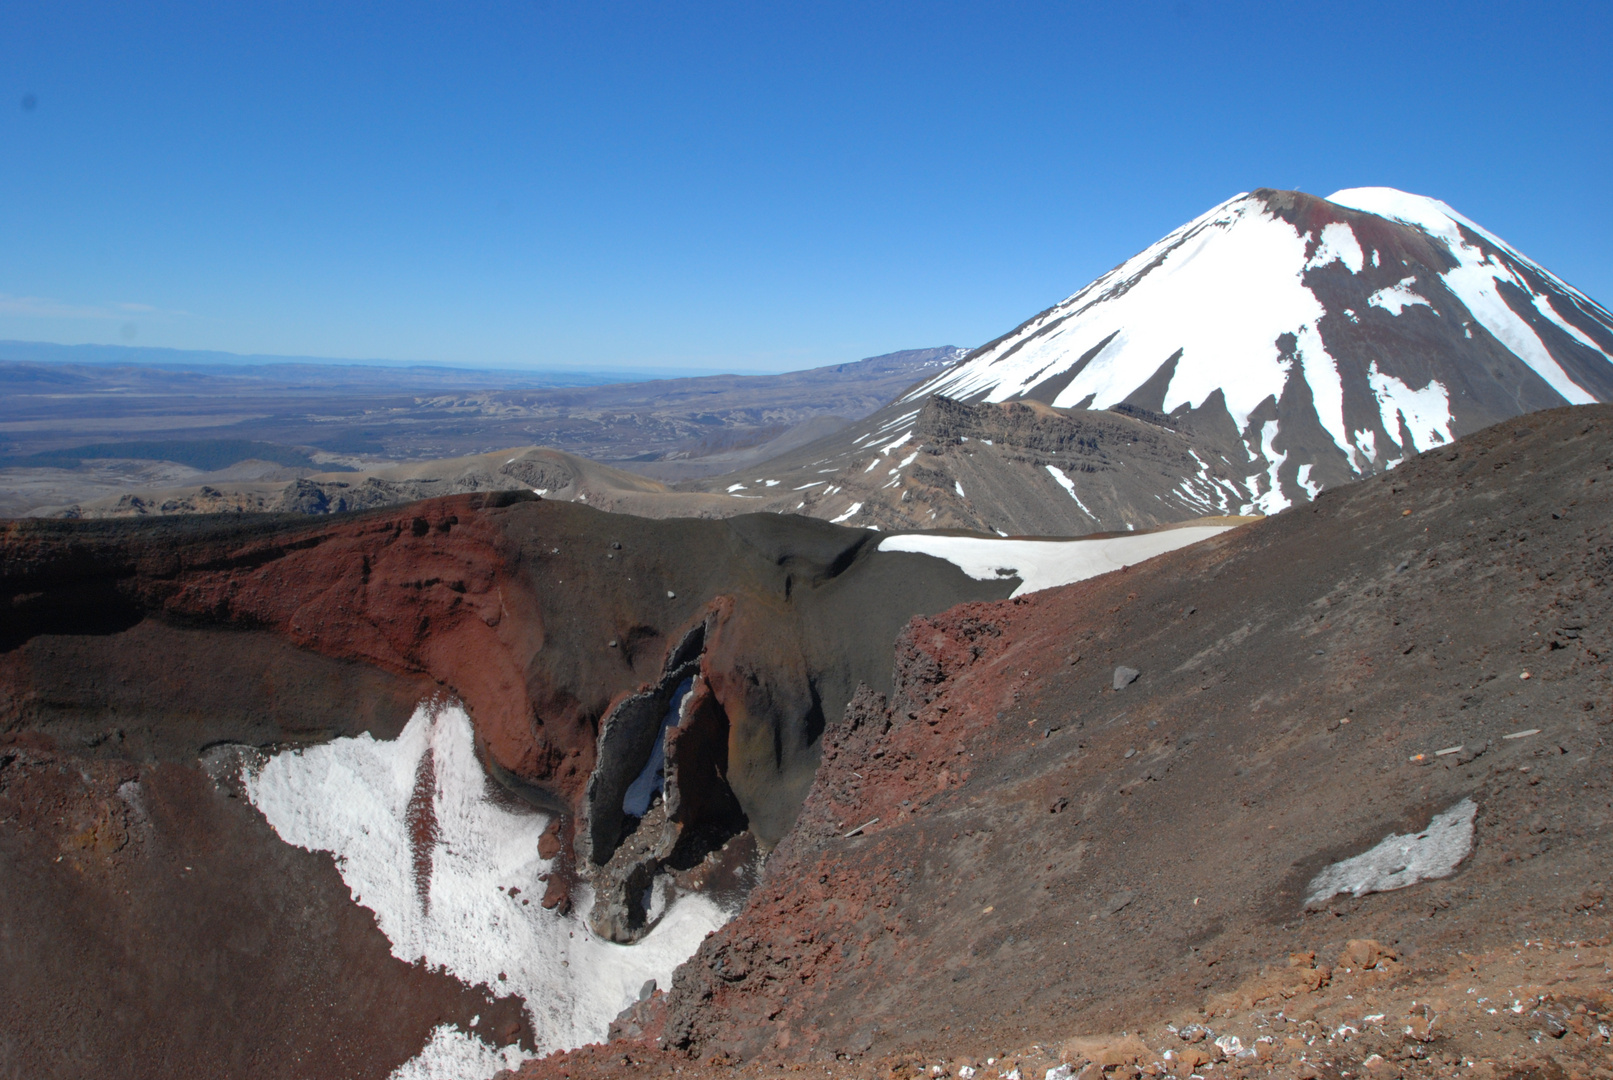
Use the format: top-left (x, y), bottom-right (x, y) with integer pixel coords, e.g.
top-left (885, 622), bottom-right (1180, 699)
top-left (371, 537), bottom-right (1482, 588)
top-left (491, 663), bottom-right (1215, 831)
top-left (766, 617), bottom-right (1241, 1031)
top-left (3, 4), bottom-right (1608, 374)
top-left (0, 336), bottom-right (844, 381)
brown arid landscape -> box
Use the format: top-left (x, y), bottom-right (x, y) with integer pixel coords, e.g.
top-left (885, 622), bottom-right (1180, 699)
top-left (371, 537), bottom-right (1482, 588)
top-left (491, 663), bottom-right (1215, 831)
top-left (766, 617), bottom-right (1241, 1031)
top-left (5, 186), bottom-right (1613, 1080)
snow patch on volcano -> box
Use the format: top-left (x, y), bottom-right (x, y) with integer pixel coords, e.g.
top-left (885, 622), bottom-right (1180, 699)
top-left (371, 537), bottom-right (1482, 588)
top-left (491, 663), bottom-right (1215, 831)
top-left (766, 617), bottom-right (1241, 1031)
top-left (1250, 420), bottom-right (1290, 515)
top-left (1368, 277), bottom-right (1431, 316)
top-left (1306, 221), bottom-right (1363, 273)
top-left (1367, 361), bottom-right (1452, 453)
top-left (879, 524), bottom-right (1238, 598)
top-left (1045, 464), bottom-right (1095, 519)
top-left (1306, 798), bottom-right (1477, 907)
top-left (246, 702), bottom-right (731, 1072)
top-left (390, 1026), bottom-right (524, 1080)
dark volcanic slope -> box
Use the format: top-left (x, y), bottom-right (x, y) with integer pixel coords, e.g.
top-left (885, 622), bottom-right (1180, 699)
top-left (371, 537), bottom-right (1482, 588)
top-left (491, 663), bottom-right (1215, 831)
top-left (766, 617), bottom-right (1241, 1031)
top-left (688, 395), bottom-right (1257, 536)
top-left (583, 405), bottom-right (1613, 1065)
top-left (0, 495), bottom-right (1013, 1077)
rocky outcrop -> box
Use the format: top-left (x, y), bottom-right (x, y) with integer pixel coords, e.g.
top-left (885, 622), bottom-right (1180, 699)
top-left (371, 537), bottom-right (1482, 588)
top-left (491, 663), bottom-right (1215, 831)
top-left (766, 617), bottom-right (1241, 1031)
top-left (686, 393), bottom-right (1262, 536)
top-left (845, 394), bottom-right (1257, 534)
top-left (588, 405), bottom-right (1613, 1065)
top-left (3, 493), bottom-right (1011, 824)
top-left (0, 490), bottom-right (1020, 1070)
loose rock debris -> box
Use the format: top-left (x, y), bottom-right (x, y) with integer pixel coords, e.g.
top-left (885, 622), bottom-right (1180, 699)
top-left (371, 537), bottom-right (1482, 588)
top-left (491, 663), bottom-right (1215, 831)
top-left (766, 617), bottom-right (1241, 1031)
top-left (504, 936), bottom-right (1613, 1080)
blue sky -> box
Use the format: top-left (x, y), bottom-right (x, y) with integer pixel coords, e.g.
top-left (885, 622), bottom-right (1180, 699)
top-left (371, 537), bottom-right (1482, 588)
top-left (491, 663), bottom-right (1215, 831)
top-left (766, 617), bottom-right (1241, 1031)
top-left (2, 2), bottom-right (1608, 374)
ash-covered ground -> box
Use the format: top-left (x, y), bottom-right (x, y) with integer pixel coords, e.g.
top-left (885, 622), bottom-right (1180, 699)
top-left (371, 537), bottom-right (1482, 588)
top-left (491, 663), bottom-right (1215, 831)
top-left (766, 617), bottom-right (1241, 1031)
top-left (512, 405), bottom-right (1613, 1080)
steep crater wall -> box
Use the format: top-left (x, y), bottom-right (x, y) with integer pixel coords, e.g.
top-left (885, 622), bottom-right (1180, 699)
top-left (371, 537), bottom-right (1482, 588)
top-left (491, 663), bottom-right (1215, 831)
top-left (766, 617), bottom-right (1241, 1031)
top-left (0, 493), bottom-right (1015, 1075)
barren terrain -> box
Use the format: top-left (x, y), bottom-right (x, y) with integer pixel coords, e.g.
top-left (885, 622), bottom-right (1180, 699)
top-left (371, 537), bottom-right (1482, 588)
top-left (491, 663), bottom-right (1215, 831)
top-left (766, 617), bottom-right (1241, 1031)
top-left (512, 405), bottom-right (1613, 1080)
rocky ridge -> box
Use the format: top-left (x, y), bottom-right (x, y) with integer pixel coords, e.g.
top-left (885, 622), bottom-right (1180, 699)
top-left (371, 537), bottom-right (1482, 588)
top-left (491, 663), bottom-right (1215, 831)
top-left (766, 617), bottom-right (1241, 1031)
top-left (686, 395), bottom-right (1259, 536)
top-left (512, 404), bottom-right (1613, 1080)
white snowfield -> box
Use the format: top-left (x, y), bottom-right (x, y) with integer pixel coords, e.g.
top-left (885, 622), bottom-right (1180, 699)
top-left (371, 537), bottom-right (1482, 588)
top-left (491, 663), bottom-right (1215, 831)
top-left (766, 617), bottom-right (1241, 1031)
top-left (1329, 187), bottom-right (1606, 405)
top-left (905, 191), bottom-right (1342, 438)
top-left (879, 523), bottom-right (1239, 598)
top-left (1305, 797), bottom-right (1478, 908)
top-left (244, 703), bottom-right (732, 1080)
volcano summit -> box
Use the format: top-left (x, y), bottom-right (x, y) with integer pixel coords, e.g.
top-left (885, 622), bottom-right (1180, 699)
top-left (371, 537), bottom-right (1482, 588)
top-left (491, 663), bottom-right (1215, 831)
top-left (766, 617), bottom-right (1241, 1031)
top-left (691, 188), bottom-right (1613, 535)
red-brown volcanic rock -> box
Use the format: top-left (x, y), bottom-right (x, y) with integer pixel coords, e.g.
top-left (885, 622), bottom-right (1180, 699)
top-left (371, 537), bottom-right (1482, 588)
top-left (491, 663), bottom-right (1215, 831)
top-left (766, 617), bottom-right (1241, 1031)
top-left (3, 492), bottom-right (556, 790)
top-left (1, 492), bottom-right (1013, 1076)
top-left (3, 493), bottom-right (1007, 822)
top-left (511, 406), bottom-right (1613, 1076)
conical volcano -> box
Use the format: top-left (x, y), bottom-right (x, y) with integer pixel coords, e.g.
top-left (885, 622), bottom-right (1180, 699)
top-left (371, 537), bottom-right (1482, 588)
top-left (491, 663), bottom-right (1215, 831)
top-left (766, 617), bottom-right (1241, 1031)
top-left (879, 186), bottom-right (1613, 516)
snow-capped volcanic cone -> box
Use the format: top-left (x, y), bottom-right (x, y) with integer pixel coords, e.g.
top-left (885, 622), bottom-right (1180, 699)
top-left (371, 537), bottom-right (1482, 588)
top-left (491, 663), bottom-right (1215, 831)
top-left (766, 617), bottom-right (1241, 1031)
top-left (887, 187), bottom-right (1613, 516)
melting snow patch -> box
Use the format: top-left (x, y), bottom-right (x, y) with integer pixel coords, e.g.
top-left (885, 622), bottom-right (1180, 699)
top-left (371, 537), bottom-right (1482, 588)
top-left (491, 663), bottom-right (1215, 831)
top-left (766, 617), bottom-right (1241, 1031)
top-left (954, 481), bottom-right (966, 499)
top-left (726, 483), bottom-right (746, 493)
top-left (1044, 465), bottom-right (1095, 518)
top-left (1368, 277), bottom-right (1432, 316)
top-left (1306, 222), bottom-right (1364, 274)
top-left (830, 502), bottom-right (862, 524)
top-left (878, 525), bottom-right (1237, 598)
top-left (881, 430), bottom-right (915, 456)
top-left (1295, 462), bottom-right (1322, 499)
top-left (389, 1024), bottom-right (524, 1080)
top-left (1305, 798), bottom-right (1477, 908)
top-left (1250, 420), bottom-right (1291, 514)
top-left (245, 702), bottom-right (731, 1065)
top-left (1352, 428), bottom-right (1379, 469)
top-left (1368, 361), bottom-right (1452, 453)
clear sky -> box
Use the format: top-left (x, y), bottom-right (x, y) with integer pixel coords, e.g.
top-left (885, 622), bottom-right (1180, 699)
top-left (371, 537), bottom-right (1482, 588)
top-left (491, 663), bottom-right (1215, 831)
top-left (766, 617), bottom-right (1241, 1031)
top-left (2, 2), bottom-right (1608, 374)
